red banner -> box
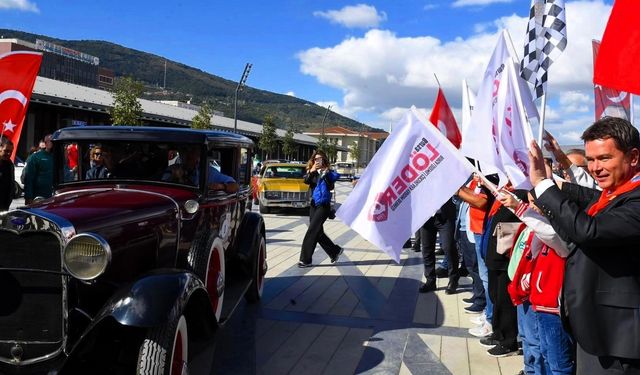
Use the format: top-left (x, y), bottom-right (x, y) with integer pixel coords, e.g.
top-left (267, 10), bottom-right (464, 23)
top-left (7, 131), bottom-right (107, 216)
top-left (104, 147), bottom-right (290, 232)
top-left (592, 40), bottom-right (631, 121)
top-left (593, 0), bottom-right (640, 95)
top-left (0, 51), bottom-right (43, 160)
top-left (429, 88), bottom-right (462, 149)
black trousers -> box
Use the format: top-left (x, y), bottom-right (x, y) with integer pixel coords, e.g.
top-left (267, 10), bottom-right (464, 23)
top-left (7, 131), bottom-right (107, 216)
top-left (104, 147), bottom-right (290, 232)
top-left (577, 343), bottom-right (640, 375)
top-left (299, 204), bottom-right (340, 264)
top-left (488, 269), bottom-right (518, 348)
top-left (420, 212), bottom-right (458, 281)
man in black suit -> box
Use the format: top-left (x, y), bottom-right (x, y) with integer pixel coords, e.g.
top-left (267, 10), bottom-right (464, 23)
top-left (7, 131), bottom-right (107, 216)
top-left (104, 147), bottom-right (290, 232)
top-left (418, 198), bottom-right (459, 294)
top-left (528, 117), bottom-right (640, 374)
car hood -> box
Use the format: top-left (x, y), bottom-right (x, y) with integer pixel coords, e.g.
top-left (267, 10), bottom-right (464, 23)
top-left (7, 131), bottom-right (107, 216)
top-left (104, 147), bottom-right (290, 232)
top-left (261, 179), bottom-right (308, 192)
top-left (29, 185), bottom-right (197, 233)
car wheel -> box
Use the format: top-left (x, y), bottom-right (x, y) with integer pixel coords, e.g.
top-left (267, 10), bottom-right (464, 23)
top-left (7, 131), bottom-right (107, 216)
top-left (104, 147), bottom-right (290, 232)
top-left (245, 234), bottom-right (266, 303)
top-left (190, 237), bottom-right (225, 323)
top-left (137, 315), bottom-right (188, 375)
top-left (259, 202), bottom-right (270, 214)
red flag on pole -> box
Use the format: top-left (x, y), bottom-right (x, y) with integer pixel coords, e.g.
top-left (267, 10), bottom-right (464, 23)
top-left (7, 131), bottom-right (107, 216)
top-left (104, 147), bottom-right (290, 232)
top-left (429, 88), bottom-right (462, 148)
top-left (0, 51), bottom-right (42, 161)
top-left (592, 40), bottom-right (631, 120)
top-left (593, 0), bottom-right (640, 95)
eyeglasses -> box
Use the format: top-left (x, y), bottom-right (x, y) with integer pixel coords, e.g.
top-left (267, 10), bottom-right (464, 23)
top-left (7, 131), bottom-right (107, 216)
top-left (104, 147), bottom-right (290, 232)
top-left (314, 157), bottom-right (323, 161)
top-left (93, 152), bottom-right (103, 157)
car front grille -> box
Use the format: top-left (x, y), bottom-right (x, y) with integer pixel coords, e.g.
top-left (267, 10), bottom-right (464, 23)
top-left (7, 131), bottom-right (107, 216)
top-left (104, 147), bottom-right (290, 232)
top-left (280, 191), bottom-right (308, 201)
top-left (0, 230), bottom-right (64, 364)
top-left (265, 191), bottom-right (309, 201)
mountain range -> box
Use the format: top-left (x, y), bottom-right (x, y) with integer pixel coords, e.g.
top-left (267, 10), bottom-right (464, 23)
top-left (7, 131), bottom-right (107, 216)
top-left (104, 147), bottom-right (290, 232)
top-left (0, 28), bottom-right (372, 132)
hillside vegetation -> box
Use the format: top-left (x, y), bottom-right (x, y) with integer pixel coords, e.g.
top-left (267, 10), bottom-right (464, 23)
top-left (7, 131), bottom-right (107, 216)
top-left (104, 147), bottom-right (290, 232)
top-left (1, 28), bottom-right (371, 131)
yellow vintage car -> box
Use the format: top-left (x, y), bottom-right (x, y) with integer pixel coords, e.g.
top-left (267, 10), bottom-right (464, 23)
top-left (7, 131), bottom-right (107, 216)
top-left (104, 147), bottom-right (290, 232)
top-left (257, 163), bottom-right (310, 213)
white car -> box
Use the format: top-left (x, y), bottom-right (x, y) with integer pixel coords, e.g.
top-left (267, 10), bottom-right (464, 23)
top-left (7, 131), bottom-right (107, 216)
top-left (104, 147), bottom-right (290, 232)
top-left (13, 156), bottom-right (25, 197)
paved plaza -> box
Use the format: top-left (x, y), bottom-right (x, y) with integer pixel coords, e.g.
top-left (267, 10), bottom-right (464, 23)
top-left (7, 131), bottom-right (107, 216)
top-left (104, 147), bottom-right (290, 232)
top-left (209, 181), bottom-right (523, 375)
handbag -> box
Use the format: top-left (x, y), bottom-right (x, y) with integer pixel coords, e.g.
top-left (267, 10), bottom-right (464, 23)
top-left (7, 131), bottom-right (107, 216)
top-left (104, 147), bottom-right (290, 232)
top-left (493, 222), bottom-right (522, 255)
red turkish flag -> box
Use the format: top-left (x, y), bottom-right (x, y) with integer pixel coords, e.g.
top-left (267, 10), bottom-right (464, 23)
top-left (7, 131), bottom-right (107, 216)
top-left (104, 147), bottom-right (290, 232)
top-left (592, 40), bottom-right (631, 120)
top-left (0, 51), bottom-right (42, 160)
top-left (429, 88), bottom-right (462, 149)
top-left (593, 0), bottom-right (640, 95)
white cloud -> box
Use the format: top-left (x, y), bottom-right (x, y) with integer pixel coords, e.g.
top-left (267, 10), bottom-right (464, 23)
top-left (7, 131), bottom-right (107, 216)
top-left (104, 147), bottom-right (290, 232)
top-left (452, 0), bottom-right (514, 7)
top-left (285, 91), bottom-right (296, 97)
top-left (0, 0), bottom-right (39, 12)
top-left (314, 4), bottom-right (387, 29)
top-left (559, 91), bottom-right (591, 114)
top-left (423, 3), bottom-right (439, 11)
top-left (298, 1), bottom-right (612, 144)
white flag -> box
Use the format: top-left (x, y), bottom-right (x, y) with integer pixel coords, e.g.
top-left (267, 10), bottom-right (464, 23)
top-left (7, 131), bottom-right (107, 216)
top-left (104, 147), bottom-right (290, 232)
top-left (496, 61), bottom-right (538, 189)
top-left (461, 79), bottom-right (476, 136)
top-left (336, 107), bottom-right (473, 263)
top-left (461, 30), bottom-right (517, 184)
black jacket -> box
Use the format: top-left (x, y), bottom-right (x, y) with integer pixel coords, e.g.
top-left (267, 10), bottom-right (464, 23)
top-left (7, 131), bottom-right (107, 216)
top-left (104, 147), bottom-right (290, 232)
top-left (0, 160), bottom-right (14, 210)
top-left (535, 182), bottom-right (640, 359)
top-left (304, 170), bottom-right (335, 205)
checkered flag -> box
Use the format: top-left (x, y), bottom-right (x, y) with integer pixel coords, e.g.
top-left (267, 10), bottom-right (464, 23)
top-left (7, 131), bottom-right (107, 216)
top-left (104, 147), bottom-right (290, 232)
top-left (520, 0), bottom-right (567, 98)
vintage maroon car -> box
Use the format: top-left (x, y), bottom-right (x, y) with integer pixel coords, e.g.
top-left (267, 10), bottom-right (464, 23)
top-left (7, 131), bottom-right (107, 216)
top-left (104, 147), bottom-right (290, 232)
top-left (0, 126), bottom-right (267, 374)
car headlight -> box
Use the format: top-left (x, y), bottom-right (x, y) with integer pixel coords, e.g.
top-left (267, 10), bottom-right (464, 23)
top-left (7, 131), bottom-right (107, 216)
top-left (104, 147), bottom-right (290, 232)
top-left (63, 233), bottom-right (111, 280)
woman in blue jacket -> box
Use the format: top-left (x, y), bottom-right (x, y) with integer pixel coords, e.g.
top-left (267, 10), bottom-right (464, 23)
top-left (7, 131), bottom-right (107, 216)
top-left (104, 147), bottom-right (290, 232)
top-left (298, 150), bottom-right (342, 267)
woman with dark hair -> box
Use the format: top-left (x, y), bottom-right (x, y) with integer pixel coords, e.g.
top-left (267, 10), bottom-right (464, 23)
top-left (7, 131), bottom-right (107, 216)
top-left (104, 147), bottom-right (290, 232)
top-left (298, 150), bottom-right (342, 268)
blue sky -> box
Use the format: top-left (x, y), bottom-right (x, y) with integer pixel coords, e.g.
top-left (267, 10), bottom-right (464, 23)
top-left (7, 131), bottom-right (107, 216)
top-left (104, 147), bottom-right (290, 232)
top-left (0, 0), bottom-right (619, 143)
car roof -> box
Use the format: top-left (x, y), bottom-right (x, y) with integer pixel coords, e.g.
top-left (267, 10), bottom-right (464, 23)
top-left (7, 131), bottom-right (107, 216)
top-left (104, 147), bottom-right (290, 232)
top-left (52, 126), bottom-right (254, 147)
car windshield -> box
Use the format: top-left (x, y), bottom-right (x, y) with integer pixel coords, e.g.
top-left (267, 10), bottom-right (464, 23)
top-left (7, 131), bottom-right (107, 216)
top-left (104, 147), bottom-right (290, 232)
top-left (262, 165), bottom-right (306, 179)
top-left (58, 140), bottom-right (205, 188)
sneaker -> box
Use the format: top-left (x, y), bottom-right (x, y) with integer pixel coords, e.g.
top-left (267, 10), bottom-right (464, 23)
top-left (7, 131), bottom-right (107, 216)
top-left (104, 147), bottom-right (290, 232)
top-left (464, 303), bottom-right (484, 314)
top-left (469, 322), bottom-right (492, 338)
top-left (297, 261), bottom-right (312, 268)
top-left (462, 297), bottom-right (475, 305)
top-left (330, 247), bottom-right (344, 263)
top-left (469, 313), bottom-right (486, 326)
top-left (479, 337), bottom-right (499, 348)
top-left (487, 344), bottom-right (519, 358)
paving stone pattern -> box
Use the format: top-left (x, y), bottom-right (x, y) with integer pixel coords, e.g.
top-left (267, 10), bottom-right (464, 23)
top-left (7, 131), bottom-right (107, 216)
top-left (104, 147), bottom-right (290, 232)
top-left (210, 181), bottom-right (523, 375)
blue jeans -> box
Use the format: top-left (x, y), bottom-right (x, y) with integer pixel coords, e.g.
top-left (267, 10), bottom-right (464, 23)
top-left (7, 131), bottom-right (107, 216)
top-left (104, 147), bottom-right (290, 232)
top-left (459, 230), bottom-right (485, 306)
top-left (474, 233), bottom-right (492, 322)
top-left (536, 312), bottom-right (574, 375)
top-left (517, 302), bottom-right (548, 375)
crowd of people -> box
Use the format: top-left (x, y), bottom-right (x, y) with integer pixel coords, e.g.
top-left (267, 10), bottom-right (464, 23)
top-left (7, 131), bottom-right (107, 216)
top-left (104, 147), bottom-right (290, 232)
top-left (413, 116), bottom-right (640, 374)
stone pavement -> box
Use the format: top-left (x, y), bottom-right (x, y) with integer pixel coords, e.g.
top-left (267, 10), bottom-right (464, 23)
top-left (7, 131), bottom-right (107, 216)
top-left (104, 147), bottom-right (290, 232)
top-left (210, 181), bottom-right (523, 374)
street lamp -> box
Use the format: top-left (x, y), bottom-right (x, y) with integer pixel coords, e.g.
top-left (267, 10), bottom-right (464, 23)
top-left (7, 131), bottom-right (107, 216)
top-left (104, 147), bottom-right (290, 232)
top-left (234, 63), bottom-right (252, 133)
top-left (320, 104), bottom-right (332, 137)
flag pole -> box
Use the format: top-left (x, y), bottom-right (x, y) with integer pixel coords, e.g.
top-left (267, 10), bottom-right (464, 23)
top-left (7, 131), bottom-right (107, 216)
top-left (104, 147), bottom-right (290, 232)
top-left (433, 73), bottom-right (441, 88)
top-left (538, 94), bottom-right (547, 145)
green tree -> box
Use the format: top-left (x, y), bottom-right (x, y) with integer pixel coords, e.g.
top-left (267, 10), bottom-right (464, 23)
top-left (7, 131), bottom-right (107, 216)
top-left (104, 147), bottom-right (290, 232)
top-left (259, 115), bottom-right (278, 158)
top-left (326, 140), bottom-right (338, 163)
top-left (349, 141), bottom-right (360, 166)
top-left (282, 124), bottom-right (297, 160)
top-left (191, 103), bottom-right (212, 129)
top-left (316, 134), bottom-right (328, 153)
top-left (110, 76), bottom-right (143, 125)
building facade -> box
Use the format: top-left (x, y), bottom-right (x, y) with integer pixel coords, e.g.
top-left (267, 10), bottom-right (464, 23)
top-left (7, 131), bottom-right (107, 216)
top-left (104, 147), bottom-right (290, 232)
top-left (303, 126), bottom-right (388, 167)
